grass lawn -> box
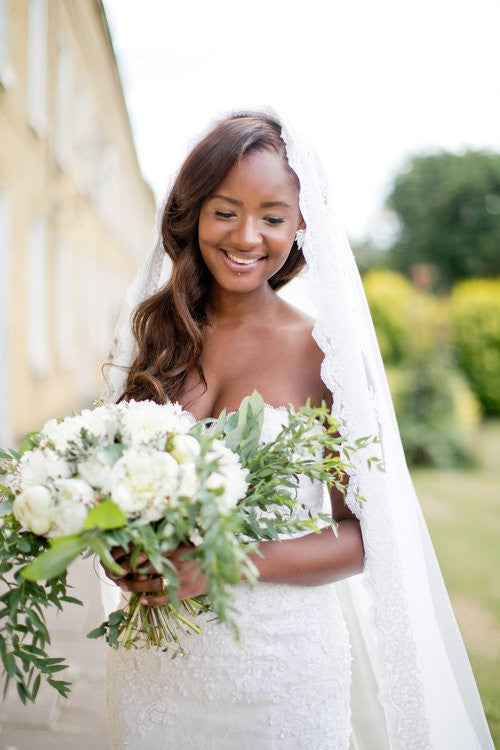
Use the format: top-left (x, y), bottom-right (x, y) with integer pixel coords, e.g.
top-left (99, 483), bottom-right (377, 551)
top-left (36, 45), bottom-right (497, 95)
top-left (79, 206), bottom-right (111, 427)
top-left (412, 419), bottom-right (500, 745)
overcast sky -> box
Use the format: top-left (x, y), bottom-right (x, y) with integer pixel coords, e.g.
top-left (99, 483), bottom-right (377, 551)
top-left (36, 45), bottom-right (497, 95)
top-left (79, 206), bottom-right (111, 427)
top-left (103, 0), bottom-right (500, 246)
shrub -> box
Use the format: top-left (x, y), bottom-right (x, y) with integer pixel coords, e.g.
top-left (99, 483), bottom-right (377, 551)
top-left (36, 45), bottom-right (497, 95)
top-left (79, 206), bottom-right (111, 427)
top-left (363, 270), bottom-right (414, 364)
top-left (364, 269), bottom-right (483, 466)
top-left (387, 358), bottom-right (481, 468)
top-left (450, 278), bottom-right (500, 414)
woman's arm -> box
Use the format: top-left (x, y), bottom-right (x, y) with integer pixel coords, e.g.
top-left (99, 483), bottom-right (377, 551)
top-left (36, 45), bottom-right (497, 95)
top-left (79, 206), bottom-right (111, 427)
top-left (248, 484), bottom-right (364, 586)
top-left (108, 483), bottom-right (364, 604)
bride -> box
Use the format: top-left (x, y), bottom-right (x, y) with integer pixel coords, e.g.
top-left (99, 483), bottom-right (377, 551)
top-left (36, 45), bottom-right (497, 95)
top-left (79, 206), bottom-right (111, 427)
top-left (102, 109), bottom-right (493, 749)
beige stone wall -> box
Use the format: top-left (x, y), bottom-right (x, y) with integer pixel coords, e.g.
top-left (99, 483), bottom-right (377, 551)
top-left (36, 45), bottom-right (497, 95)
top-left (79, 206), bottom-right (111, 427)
top-left (0, 0), bottom-right (156, 444)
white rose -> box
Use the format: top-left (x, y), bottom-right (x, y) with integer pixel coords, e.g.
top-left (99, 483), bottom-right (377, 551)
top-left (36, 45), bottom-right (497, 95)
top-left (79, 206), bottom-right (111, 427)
top-left (205, 440), bottom-right (249, 513)
top-left (19, 449), bottom-right (71, 488)
top-left (13, 485), bottom-right (54, 536)
top-left (171, 434), bottom-right (201, 464)
top-left (49, 479), bottom-right (95, 537)
top-left (78, 450), bottom-right (113, 494)
top-left (119, 400), bottom-right (193, 449)
top-left (41, 416), bottom-right (84, 453)
top-left (79, 405), bottom-right (118, 443)
top-left (111, 447), bottom-right (179, 521)
top-left (177, 462), bottom-right (199, 499)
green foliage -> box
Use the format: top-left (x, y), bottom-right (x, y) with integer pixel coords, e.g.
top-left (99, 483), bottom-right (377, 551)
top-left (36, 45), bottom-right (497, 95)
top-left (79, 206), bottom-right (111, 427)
top-left (387, 357), bottom-right (481, 468)
top-left (449, 278), bottom-right (500, 414)
top-left (2, 393), bottom-right (379, 669)
top-left (386, 150), bottom-right (500, 287)
top-left (0, 513), bottom-right (81, 704)
top-left (363, 270), bottom-right (482, 467)
top-left (363, 270), bottom-right (415, 364)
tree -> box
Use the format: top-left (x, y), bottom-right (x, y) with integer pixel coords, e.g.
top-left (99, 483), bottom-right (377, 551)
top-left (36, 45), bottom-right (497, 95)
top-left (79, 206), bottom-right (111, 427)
top-left (386, 150), bottom-right (500, 288)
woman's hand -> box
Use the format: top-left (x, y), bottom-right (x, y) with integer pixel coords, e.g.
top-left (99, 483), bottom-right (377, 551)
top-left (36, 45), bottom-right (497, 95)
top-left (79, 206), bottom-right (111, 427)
top-left (103, 545), bottom-right (208, 606)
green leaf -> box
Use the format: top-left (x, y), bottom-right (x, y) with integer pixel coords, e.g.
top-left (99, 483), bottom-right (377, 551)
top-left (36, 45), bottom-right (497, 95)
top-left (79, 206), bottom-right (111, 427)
top-left (18, 432), bottom-right (41, 455)
top-left (102, 443), bottom-right (124, 464)
top-left (86, 535), bottom-right (125, 576)
top-left (16, 681), bottom-right (28, 705)
top-left (47, 677), bottom-right (71, 698)
top-left (0, 498), bottom-right (13, 516)
top-left (32, 673), bottom-right (41, 700)
top-left (61, 595), bottom-right (83, 606)
top-left (21, 536), bottom-right (86, 581)
top-left (86, 622), bottom-right (107, 639)
top-left (83, 499), bottom-right (126, 531)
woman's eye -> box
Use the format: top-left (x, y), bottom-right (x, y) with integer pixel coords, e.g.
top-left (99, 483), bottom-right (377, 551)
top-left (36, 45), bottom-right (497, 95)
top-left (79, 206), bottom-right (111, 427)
top-left (214, 211), bottom-right (235, 219)
top-left (265, 217), bottom-right (285, 225)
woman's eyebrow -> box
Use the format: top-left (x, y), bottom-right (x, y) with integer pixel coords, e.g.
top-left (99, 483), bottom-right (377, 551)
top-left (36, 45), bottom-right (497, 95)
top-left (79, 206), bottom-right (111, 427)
top-left (212, 194), bottom-right (291, 209)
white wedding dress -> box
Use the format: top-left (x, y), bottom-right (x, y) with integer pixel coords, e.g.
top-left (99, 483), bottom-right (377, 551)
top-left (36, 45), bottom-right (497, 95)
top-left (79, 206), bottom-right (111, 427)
top-left (106, 405), bottom-right (352, 749)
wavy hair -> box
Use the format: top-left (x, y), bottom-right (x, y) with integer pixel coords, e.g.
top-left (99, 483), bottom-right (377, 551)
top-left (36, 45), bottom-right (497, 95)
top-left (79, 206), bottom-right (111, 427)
top-left (119, 114), bottom-right (306, 405)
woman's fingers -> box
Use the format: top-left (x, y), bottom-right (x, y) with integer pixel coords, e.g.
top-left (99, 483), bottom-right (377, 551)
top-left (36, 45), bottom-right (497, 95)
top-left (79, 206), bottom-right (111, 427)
top-left (108, 546), bottom-right (149, 573)
top-left (121, 575), bottom-right (164, 594)
top-left (139, 593), bottom-right (169, 606)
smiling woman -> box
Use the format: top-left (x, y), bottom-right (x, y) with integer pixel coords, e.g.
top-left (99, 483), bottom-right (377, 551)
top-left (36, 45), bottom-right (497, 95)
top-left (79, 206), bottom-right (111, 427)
top-left (120, 117), bottom-right (307, 411)
top-left (103, 109), bottom-right (493, 750)
top-left (198, 150), bottom-right (304, 290)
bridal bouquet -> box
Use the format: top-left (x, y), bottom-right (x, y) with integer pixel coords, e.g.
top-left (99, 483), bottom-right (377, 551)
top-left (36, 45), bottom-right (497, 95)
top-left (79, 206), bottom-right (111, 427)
top-left (0, 392), bottom-right (378, 704)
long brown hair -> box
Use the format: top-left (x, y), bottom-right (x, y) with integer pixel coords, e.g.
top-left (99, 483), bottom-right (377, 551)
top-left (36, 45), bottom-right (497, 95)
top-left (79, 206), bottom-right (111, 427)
top-left (118, 114), bottom-right (306, 405)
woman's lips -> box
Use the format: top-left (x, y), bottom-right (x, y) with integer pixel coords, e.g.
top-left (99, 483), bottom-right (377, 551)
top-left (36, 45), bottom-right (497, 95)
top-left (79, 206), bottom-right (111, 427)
top-left (219, 249), bottom-right (265, 271)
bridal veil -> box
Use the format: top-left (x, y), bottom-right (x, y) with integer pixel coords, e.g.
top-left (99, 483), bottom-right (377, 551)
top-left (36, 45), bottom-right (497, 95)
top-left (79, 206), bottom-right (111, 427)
top-left (103, 107), bottom-right (493, 749)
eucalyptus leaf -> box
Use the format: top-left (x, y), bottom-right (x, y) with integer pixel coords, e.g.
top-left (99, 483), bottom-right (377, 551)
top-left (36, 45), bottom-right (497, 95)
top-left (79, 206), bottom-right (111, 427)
top-left (103, 443), bottom-right (124, 464)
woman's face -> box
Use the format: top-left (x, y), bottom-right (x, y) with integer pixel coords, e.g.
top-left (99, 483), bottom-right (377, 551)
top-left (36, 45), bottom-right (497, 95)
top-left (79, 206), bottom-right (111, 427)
top-left (198, 149), bottom-right (304, 295)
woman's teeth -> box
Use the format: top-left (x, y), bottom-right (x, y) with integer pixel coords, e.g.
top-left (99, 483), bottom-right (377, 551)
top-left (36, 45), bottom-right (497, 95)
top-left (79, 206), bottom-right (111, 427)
top-left (224, 250), bottom-right (261, 266)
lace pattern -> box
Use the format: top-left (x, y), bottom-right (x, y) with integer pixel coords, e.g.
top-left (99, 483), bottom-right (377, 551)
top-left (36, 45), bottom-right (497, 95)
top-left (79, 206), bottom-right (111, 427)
top-left (280, 117), bottom-right (431, 747)
top-left (106, 407), bottom-right (352, 749)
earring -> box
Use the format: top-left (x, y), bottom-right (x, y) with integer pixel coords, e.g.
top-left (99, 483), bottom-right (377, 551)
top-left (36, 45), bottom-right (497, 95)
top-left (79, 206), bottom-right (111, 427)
top-left (294, 228), bottom-right (306, 249)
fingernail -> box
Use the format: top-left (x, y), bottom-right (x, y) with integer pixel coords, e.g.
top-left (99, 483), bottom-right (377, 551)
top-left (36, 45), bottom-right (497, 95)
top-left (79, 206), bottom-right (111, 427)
top-left (140, 597), bottom-right (149, 605)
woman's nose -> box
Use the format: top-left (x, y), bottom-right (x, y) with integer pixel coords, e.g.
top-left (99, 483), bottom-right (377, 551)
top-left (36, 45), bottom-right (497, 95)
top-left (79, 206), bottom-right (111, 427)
top-left (230, 217), bottom-right (261, 248)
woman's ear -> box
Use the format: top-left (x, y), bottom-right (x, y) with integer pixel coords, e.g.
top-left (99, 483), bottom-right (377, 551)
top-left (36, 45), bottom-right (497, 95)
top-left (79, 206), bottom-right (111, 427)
top-left (298, 215), bottom-right (306, 231)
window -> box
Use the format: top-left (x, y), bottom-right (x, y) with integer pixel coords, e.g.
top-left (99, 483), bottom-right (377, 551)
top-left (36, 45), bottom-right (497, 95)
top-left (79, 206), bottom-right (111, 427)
top-left (55, 39), bottom-right (73, 168)
top-left (26, 216), bottom-right (50, 377)
top-left (26, 0), bottom-right (48, 136)
top-left (0, 186), bottom-right (12, 445)
top-left (0, 0), bottom-right (15, 88)
top-left (55, 236), bottom-right (75, 368)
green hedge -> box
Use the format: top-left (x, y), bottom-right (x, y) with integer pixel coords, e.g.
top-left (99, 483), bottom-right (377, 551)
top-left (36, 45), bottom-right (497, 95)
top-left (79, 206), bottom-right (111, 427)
top-left (387, 360), bottom-right (481, 467)
top-left (363, 270), bottom-right (414, 364)
top-left (363, 269), bottom-right (481, 467)
top-left (450, 279), bottom-right (500, 414)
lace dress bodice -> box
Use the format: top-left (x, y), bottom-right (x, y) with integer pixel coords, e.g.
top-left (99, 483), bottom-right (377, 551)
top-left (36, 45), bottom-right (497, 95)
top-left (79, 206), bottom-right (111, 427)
top-left (106, 406), bottom-right (352, 749)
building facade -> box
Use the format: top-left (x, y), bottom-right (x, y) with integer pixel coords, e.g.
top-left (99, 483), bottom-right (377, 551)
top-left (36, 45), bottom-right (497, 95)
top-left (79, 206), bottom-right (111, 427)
top-left (0, 0), bottom-right (156, 444)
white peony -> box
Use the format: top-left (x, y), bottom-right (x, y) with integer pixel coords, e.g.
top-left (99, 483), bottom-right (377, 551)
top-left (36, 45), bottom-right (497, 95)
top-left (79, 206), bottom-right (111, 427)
top-left (177, 462), bottom-right (199, 499)
top-left (78, 405), bottom-right (119, 444)
top-left (171, 434), bottom-right (201, 464)
top-left (49, 479), bottom-right (95, 537)
top-left (13, 485), bottom-right (54, 536)
top-left (19, 448), bottom-right (71, 488)
top-left (111, 447), bottom-right (180, 521)
top-left (41, 416), bottom-right (84, 453)
top-left (118, 399), bottom-right (193, 450)
top-left (205, 440), bottom-right (249, 513)
top-left (78, 450), bottom-right (113, 494)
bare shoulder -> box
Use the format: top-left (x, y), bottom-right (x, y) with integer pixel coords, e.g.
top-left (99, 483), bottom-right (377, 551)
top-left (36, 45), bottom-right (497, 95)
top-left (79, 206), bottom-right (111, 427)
top-left (277, 299), bottom-right (318, 350)
top-left (276, 299), bottom-right (331, 407)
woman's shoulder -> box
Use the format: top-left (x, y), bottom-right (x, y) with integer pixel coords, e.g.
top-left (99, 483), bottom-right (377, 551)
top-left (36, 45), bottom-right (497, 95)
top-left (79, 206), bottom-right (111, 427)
top-left (276, 298), bottom-right (318, 348)
top-left (275, 299), bottom-right (330, 406)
